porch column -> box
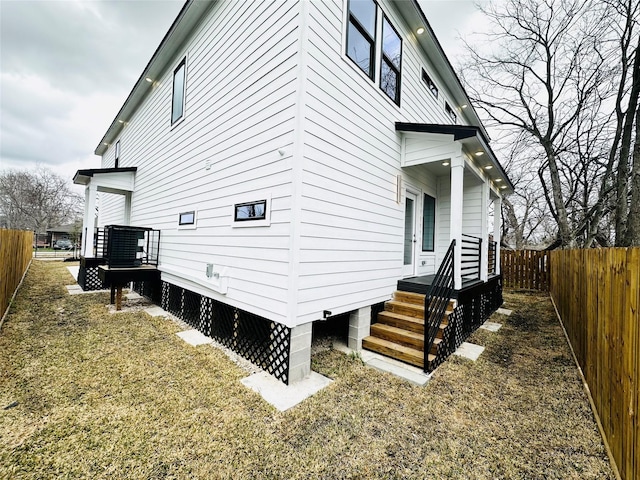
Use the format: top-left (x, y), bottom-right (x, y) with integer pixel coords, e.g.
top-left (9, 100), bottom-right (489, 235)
top-left (450, 144), bottom-right (464, 290)
top-left (493, 196), bottom-right (502, 275)
top-left (82, 184), bottom-right (97, 257)
top-left (480, 181), bottom-right (490, 281)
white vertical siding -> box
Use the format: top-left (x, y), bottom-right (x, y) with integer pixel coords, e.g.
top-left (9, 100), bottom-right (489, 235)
top-left (99, 0), bottom-right (301, 326)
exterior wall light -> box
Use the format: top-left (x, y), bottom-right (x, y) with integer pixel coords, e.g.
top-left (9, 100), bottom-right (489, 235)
top-left (442, 161), bottom-right (450, 166)
top-left (416, 27), bottom-right (425, 35)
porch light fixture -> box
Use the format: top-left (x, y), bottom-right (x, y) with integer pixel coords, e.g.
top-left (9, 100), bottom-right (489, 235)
top-left (145, 77), bottom-right (153, 83)
top-left (484, 165), bottom-right (493, 170)
top-left (500, 185), bottom-right (507, 189)
top-left (495, 178), bottom-right (502, 182)
top-left (442, 161), bottom-right (450, 166)
top-left (118, 119), bottom-right (125, 124)
top-left (475, 151), bottom-right (484, 156)
top-left (416, 27), bottom-right (425, 35)
top-left (102, 142), bottom-right (109, 146)
top-left (461, 104), bottom-right (468, 109)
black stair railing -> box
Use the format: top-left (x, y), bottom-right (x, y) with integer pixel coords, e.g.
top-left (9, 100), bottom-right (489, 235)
top-left (461, 234), bottom-right (482, 281)
top-left (423, 239), bottom-right (455, 372)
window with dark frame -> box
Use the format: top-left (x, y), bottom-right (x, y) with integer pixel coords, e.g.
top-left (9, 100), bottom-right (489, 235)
top-left (422, 194), bottom-right (435, 251)
top-left (171, 58), bottom-right (186, 124)
top-left (234, 200), bottom-right (267, 222)
top-left (380, 16), bottom-right (402, 104)
top-left (445, 102), bottom-right (457, 123)
top-left (114, 140), bottom-right (120, 168)
top-left (178, 211), bottom-right (195, 226)
top-left (346, 0), bottom-right (377, 79)
top-left (422, 69), bottom-right (438, 98)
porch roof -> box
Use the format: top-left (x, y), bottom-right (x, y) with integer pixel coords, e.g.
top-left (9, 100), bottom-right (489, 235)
top-left (73, 167), bottom-right (137, 185)
top-left (73, 167), bottom-right (137, 195)
top-left (396, 122), bottom-right (515, 194)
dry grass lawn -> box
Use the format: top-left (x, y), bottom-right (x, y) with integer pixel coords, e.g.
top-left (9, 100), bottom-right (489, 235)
top-left (0, 261), bottom-right (613, 479)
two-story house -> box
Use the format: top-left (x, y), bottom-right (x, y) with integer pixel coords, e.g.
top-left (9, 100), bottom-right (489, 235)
top-left (74, 0), bottom-right (513, 384)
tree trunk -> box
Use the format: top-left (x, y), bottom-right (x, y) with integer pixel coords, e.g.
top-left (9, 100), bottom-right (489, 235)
top-left (545, 144), bottom-right (576, 248)
top-left (624, 104), bottom-right (640, 245)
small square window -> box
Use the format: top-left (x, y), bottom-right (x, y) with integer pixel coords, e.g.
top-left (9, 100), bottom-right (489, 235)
top-left (179, 211), bottom-right (195, 225)
top-left (445, 102), bottom-right (457, 123)
top-left (234, 200), bottom-right (267, 222)
top-left (422, 69), bottom-right (438, 98)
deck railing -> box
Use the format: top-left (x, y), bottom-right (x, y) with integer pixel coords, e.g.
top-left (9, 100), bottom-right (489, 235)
top-left (461, 234), bottom-right (482, 281)
top-left (423, 240), bottom-right (455, 372)
top-left (488, 240), bottom-right (497, 275)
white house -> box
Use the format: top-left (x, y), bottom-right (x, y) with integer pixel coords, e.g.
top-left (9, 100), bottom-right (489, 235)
top-left (74, 0), bottom-right (513, 384)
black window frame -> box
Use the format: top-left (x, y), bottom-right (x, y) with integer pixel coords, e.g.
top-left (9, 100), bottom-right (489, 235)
top-left (379, 15), bottom-right (402, 105)
top-left (445, 102), bottom-right (457, 123)
top-left (178, 210), bottom-right (195, 226)
top-left (114, 140), bottom-right (120, 168)
top-left (234, 200), bottom-right (267, 222)
top-left (422, 194), bottom-right (436, 252)
top-left (421, 69), bottom-right (438, 98)
top-left (171, 57), bottom-right (186, 125)
top-left (346, 0), bottom-right (377, 80)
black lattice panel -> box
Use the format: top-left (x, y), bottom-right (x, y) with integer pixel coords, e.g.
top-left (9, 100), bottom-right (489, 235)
top-left (182, 289), bottom-right (201, 329)
top-left (78, 265), bottom-right (105, 291)
top-left (152, 282), bottom-right (291, 384)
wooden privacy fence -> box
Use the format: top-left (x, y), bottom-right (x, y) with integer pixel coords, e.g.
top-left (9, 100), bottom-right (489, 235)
top-left (501, 249), bottom-right (550, 291)
top-left (0, 229), bottom-right (33, 322)
top-left (550, 248), bottom-right (639, 480)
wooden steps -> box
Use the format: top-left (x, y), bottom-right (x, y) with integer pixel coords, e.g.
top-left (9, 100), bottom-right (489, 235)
top-left (362, 290), bottom-right (453, 369)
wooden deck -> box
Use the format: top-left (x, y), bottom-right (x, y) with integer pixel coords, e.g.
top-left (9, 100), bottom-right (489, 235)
top-left (397, 274), bottom-right (484, 296)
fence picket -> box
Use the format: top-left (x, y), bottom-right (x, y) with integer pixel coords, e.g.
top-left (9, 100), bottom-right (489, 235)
top-left (0, 229), bottom-right (33, 322)
top-left (550, 248), bottom-right (640, 480)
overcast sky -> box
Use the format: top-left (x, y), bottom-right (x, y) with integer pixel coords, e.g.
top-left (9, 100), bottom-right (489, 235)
top-left (0, 0), bottom-right (486, 192)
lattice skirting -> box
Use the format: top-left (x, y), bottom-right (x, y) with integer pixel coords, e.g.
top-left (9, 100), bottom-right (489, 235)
top-left (429, 275), bottom-right (503, 372)
top-left (78, 265), bottom-right (106, 291)
top-left (132, 279), bottom-right (291, 384)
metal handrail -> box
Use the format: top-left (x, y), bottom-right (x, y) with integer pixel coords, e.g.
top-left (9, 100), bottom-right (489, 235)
top-left (461, 234), bottom-right (482, 280)
top-left (423, 239), bottom-right (455, 372)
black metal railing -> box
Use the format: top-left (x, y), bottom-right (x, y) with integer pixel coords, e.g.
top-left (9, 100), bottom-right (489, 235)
top-left (93, 225), bottom-right (160, 268)
top-left (461, 234), bottom-right (482, 281)
top-left (488, 240), bottom-right (497, 275)
top-left (423, 239), bottom-right (455, 372)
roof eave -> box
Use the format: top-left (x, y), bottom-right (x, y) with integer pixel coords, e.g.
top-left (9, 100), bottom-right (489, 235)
top-left (94, 0), bottom-right (216, 156)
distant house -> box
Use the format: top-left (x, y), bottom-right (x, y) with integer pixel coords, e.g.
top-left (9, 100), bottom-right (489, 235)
top-left (74, 0), bottom-right (513, 384)
top-left (47, 223), bottom-right (82, 245)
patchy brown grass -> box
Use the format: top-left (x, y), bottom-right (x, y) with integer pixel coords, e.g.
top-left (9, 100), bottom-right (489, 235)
top-left (1, 262), bottom-right (613, 479)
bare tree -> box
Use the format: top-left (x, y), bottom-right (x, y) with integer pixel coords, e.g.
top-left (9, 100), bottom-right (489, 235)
top-left (0, 168), bottom-right (83, 233)
top-left (462, 0), bottom-right (639, 247)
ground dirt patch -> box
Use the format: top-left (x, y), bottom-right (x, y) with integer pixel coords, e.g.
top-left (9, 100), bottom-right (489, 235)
top-left (0, 262), bottom-right (614, 479)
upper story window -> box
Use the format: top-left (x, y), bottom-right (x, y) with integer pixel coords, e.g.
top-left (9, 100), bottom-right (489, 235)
top-left (346, 0), bottom-right (377, 79)
top-left (345, 1), bottom-right (403, 106)
top-left (171, 58), bottom-right (186, 124)
top-left (445, 102), bottom-right (457, 123)
top-left (422, 69), bottom-right (438, 98)
top-left (114, 140), bottom-right (120, 168)
top-left (380, 16), bottom-right (402, 104)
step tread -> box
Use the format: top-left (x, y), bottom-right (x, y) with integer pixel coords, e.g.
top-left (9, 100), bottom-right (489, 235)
top-left (370, 323), bottom-right (443, 354)
top-left (393, 290), bottom-right (426, 305)
top-left (363, 336), bottom-right (435, 368)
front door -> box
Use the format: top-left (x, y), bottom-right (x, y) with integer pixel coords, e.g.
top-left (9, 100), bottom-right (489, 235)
top-left (403, 190), bottom-right (418, 277)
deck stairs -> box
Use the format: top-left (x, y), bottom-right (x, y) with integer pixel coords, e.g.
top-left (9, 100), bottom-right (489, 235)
top-left (362, 290), bottom-right (455, 369)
